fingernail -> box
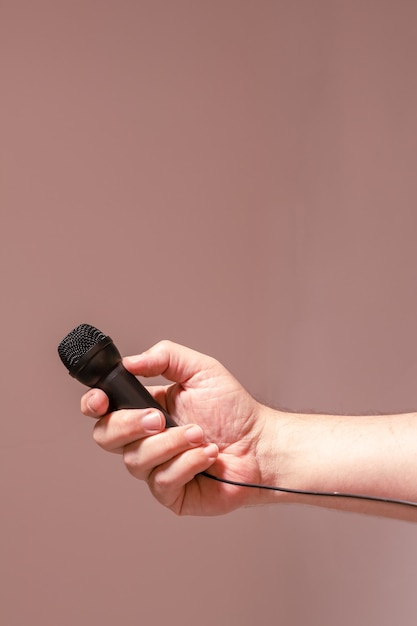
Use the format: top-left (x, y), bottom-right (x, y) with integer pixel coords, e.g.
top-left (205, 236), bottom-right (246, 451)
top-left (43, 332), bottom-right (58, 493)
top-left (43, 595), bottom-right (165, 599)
top-left (87, 392), bottom-right (97, 413)
top-left (185, 424), bottom-right (204, 445)
top-left (204, 443), bottom-right (219, 461)
top-left (142, 411), bottom-right (164, 433)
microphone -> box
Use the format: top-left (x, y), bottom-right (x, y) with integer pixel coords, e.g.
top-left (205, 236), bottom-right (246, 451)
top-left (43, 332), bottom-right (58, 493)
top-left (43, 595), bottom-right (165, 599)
top-left (57, 323), bottom-right (176, 427)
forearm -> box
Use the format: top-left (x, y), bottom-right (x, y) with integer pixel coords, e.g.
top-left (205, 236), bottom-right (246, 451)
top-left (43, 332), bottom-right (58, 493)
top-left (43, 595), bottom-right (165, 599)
top-left (259, 407), bottom-right (417, 520)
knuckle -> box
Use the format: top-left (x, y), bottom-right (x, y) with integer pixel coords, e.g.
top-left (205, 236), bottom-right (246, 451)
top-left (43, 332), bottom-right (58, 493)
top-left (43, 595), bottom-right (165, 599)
top-left (153, 339), bottom-right (173, 356)
top-left (92, 422), bottom-right (104, 447)
top-left (151, 470), bottom-right (170, 492)
top-left (123, 446), bottom-right (145, 480)
top-left (157, 432), bottom-right (174, 457)
top-left (149, 472), bottom-right (184, 515)
top-left (115, 410), bottom-right (143, 441)
top-left (122, 446), bottom-right (136, 469)
top-left (125, 462), bottom-right (138, 478)
top-left (123, 457), bottom-right (137, 478)
top-left (118, 410), bottom-right (135, 436)
top-left (156, 339), bottom-right (173, 348)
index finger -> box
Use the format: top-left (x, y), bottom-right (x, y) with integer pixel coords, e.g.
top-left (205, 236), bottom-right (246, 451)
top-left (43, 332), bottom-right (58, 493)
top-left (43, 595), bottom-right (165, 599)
top-left (81, 388), bottom-right (110, 418)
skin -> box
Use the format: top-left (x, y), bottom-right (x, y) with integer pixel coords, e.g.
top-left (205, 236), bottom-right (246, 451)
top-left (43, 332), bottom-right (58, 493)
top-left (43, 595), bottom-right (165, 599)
top-left (81, 340), bottom-right (417, 521)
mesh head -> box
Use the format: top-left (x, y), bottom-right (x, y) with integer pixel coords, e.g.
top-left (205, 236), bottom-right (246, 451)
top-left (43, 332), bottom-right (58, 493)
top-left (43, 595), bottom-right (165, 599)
top-left (58, 324), bottom-right (107, 369)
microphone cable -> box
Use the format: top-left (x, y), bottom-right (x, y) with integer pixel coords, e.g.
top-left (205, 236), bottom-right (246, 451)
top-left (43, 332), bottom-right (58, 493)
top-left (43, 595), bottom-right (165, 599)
top-left (200, 472), bottom-right (417, 508)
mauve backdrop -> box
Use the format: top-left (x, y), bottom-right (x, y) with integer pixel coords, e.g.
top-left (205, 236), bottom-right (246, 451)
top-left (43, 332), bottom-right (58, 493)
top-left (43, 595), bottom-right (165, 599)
top-left (2, 2), bottom-right (417, 625)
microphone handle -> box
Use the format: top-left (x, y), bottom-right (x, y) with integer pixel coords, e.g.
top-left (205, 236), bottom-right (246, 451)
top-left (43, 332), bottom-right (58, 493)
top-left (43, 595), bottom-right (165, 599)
top-left (95, 362), bottom-right (177, 427)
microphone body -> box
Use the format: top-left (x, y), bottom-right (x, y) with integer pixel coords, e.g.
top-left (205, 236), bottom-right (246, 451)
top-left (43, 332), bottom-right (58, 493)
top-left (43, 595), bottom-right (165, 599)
top-left (58, 325), bottom-right (176, 427)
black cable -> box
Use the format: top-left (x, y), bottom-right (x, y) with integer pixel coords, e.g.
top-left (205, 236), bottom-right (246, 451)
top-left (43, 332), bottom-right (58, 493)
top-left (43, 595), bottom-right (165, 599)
top-left (200, 471), bottom-right (417, 508)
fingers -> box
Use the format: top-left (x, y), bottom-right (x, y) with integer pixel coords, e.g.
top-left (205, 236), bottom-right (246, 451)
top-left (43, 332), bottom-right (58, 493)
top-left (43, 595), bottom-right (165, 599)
top-left (123, 340), bottom-right (217, 384)
top-left (93, 408), bottom-right (166, 453)
top-left (81, 388), bottom-right (167, 453)
top-left (93, 406), bottom-right (220, 507)
top-left (81, 389), bottom-right (109, 418)
top-left (144, 444), bottom-right (219, 510)
top-left (124, 428), bottom-right (219, 510)
top-left (123, 423), bottom-right (207, 479)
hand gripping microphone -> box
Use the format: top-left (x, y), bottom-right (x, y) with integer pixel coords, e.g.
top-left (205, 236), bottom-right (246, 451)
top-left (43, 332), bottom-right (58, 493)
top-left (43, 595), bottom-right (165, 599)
top-left (57, 325), bottom-right (417, 509)
top-left (58, 323), bottom-right (176, 427)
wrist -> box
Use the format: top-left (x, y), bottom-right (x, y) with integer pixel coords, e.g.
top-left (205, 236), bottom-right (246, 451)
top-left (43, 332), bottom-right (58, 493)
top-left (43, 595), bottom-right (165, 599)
top-left (252, 405), bottom-right (302, 506)
top-left (254, 407), bottom-right (417, 518)
top-left (254, 407), bottom-right (385, 504)
top-left (252, 407), bottom-right (363, 506)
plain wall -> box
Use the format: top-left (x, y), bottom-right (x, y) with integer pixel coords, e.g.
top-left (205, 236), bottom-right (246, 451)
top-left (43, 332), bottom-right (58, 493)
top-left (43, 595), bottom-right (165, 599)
top-left (2, 2), bottom-right (417, 625)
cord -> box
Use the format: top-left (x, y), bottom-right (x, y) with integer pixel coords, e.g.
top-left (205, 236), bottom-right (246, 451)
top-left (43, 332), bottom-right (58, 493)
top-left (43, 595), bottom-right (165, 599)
top-left (200, 471), bottom-right (417, 508)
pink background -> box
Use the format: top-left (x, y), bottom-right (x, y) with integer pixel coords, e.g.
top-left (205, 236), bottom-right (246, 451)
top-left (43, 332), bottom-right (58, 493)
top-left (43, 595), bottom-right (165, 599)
top-left (2, 2), bottom-right (417, 624)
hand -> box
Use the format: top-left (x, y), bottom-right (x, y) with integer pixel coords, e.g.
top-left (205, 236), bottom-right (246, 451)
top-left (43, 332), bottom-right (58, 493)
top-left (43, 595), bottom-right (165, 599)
top-left (81, 341), bottom-right (278, 516)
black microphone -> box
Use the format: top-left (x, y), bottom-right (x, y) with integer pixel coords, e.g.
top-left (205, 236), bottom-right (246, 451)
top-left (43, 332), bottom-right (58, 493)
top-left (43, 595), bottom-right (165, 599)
top-left (58, 323), bottom-right (176, 427)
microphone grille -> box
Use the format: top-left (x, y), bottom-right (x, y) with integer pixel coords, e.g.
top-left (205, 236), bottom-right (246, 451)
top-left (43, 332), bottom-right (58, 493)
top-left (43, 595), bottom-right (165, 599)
top-left (58, 323), bottom-right (107, 369)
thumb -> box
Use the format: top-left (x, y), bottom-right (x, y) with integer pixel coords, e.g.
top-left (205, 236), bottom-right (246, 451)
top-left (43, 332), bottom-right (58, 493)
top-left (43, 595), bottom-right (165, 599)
top-left (123, 340), bottom-right (214, 384)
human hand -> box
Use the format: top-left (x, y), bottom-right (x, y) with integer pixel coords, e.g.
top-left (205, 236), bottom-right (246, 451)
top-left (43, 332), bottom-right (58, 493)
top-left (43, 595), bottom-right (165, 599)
top-left (81, 341), bottom-right (278, 516)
